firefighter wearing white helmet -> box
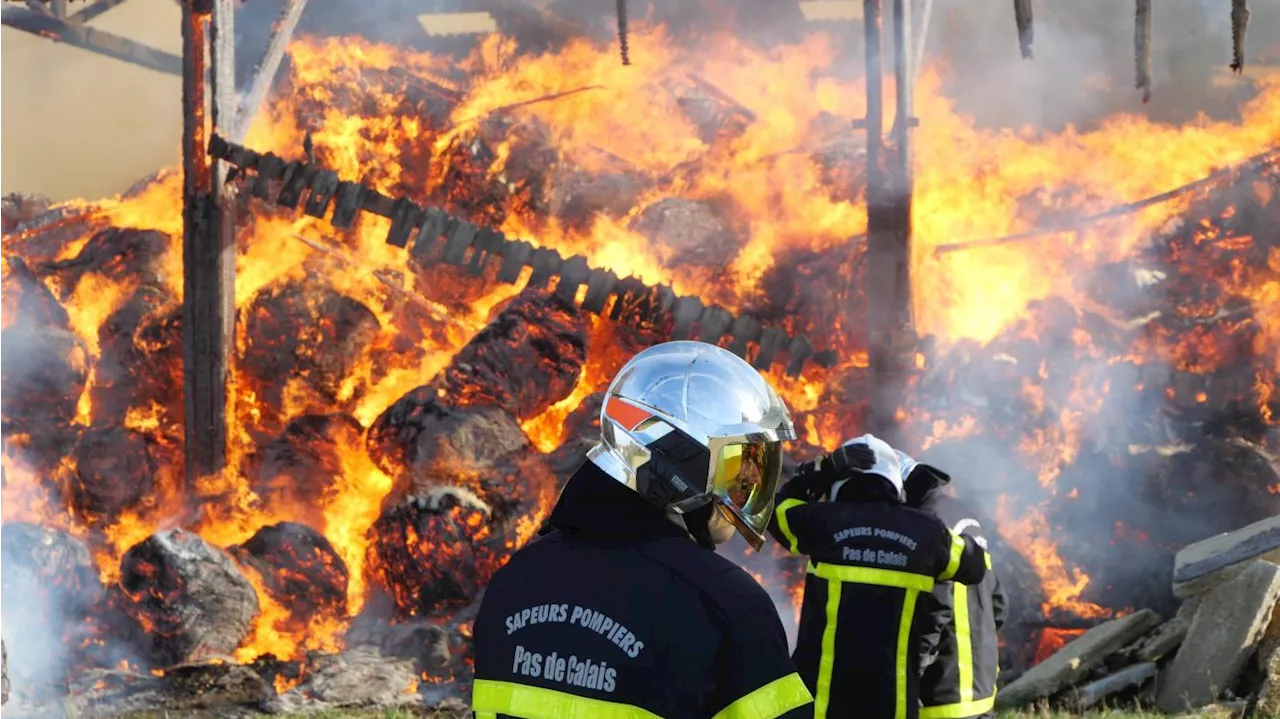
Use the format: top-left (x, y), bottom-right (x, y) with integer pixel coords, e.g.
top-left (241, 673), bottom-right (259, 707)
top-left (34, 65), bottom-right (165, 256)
top-left (471, 340), bottom-right (813, 719)
top-left (767, 434), bottom-right (990, 719)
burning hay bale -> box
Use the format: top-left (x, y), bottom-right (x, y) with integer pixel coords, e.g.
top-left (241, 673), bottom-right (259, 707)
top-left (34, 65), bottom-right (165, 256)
top-left (1, 192), bottom-right (53, 234)
top-left (46, 228), bottom-right (169, 290)
top-left (242, 282), bottom-right (382, 430)
top-left (265, 646), bottom-right (421, 714)
top-left (545, 168), bottom-right (647, 232)
top-left (116, 529), bottom-right (260, 668)
top-left (90, 285), bottom-right (182, 433)
top-left (245, 413), bottom-right (366, 527)
top-left (0, 324), bottom-right (88, 436)
top-left (630, 198), bottom-right (739, 268)
top-left (68, 426), bottom-right (159, 527)
top-left (231, 522), bottom-right (351, 621)
top-left (435, 115), bottom-right (557, 228)
top-left (548, 390), bottom-right (605, 476)
top-left (367, 289), bottom-right (587, 480)
top-left (0, 523), bottom-right (103, 698)
top-left (368, 484), bottom-right (508, 618)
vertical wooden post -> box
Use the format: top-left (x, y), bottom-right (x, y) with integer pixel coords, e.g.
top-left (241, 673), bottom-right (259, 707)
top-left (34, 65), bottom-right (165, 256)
top-left (182, 0), bottom-right (237, 488)
top-left (863, 0), bottom-right (917, 444)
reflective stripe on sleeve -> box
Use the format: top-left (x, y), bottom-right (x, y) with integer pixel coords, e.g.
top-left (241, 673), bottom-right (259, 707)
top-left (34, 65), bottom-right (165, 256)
top-left (711, 672), bottom-right (813, 719)
top-left (774, 498), bottom-right (806, 555)
top-left (472, 679), bottom-right (662, 719)
top-left (938, 531), bottom-right (966, 581)
top-left (813, 578), bottom-right (842, 719)
top-left (918, 695), bottom-right (996, 719)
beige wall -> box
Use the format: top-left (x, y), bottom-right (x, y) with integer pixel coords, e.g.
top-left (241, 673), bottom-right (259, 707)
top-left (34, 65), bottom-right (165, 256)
top-left (1, 0), bottom-right (183, 202)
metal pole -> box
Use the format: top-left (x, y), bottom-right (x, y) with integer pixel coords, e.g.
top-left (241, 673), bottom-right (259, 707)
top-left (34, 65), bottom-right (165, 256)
top-left (182, 0), bottom-right (236, 489)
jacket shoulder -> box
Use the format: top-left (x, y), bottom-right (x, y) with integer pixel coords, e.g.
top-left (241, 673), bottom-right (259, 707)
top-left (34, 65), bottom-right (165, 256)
top-left (638, 538), bottom-right (775, 624)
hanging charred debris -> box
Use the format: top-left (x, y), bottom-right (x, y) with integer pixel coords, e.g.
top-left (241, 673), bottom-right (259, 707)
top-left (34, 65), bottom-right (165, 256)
top-left (1233, 0), bottom-right (1251, 73)
top-left (1135, 0), bottom-right (1153, 103)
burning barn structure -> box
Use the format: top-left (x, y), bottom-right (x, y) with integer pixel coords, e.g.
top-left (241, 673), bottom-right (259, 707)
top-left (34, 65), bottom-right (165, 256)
top-left (2, 0), bottom-right (1280, 715)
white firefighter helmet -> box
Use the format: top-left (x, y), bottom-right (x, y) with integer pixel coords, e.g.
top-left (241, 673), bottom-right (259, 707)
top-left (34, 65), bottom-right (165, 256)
top-left (827, 434), bottom-right (906, 502)
top-left (586, 340), bottom-right (796, 550)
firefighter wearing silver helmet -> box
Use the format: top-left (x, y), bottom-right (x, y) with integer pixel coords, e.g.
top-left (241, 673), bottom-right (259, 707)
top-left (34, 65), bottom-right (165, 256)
top-left (472, 341), bottom-right (813, 719)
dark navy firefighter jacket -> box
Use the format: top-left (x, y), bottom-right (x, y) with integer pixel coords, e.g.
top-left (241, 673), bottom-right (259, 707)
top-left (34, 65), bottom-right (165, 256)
top-left (471, 460), bottom-right (814, 719)
top-left (768, 469), bottom-right (987, 719)
top-left (905, 467), bottom-right (1006, 719)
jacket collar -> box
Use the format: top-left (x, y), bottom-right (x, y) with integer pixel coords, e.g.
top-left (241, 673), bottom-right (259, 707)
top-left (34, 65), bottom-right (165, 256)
top-left (548, 461), bottom-right (692, 541)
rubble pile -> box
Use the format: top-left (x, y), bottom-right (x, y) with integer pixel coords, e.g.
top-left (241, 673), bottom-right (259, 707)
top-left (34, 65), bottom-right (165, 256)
top-left (996, 515), bottom-right (1280, 716)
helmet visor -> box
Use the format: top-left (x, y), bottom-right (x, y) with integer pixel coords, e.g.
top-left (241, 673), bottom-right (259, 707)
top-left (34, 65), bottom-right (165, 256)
top-left (712, 440), bottom-right (784, 551)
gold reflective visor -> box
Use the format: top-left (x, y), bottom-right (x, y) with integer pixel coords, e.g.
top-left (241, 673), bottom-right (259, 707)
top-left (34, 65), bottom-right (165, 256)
top-left (713, 441), bottom-right (783, 551)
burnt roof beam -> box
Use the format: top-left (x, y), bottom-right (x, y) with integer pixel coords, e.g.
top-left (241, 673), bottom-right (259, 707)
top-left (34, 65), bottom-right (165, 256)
top-left (1, 4), bottom-right (182, 77)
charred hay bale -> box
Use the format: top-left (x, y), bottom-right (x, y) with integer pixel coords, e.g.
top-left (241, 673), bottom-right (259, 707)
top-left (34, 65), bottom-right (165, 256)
top-left (246, 414), bottom-right (366, 527)
top-left (547, 391), bottom-right (604, 477)
top-left (0, 523), bottom-right (103, 692)
top-left (755, 247), bottom-right (861, 345)
top-left (51, 228), bottom-right (170, 290)
top-left (1, 257), bottom-right (69, 331)
top-left (242, 281), bottom-right (381, 429)
top-left (367, 291), bottom-right (585, 477)
top-left (1, 192), bottom-right (52, 234)
top-left (435, 115), bottom-right (556, 229)
top-left (369, 398), bottom-right (531, 493)
top-left (545, 169), bottom-right (647, 232)
top-left (231, 522), bottom-right (349, 621)
top-left (90, 285), bottom-right (182, 433)
top-left (439, 291), bottom-right (588, 418)
top-left (344, 616), bottom-right (450, 673)
top-left (630, 198), bottom-right (739, 268)
top-left (0, 324), bottom-right (88, 435)
top-left (369, 485), bottom-right (518, 619)
top-left (69, 426), bottom-right (158, 526)
top-left (118, 529), bottom-right (259, 667)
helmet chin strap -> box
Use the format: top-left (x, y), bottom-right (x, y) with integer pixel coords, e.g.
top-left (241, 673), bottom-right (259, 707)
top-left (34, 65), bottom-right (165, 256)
top-left (678, 503), bottom-right (718, 550)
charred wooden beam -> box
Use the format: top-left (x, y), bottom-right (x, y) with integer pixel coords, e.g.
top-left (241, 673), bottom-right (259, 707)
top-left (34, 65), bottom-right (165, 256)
top-left (231, 0), bottom-right (309, 143)
top-left (1, 5), bottom-right (182, 76)
top-left (864, 0), bottom-right (920, 441)
top-left (67, 0), bottom-right (129, 24)
top-left (1014, 0), bottom-right (1033, 60)
top-left (1135, 0), bottom-right (1152, 103)
top-left (182, 0), bottom-right (237, 487)
top-left (206, 133), bottom-right (840, 377)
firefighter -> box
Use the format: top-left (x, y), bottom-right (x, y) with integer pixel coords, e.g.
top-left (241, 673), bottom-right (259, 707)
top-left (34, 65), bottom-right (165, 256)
top-left (471, 340), bottom-right (814, 719)
top-left (901, 452), bottom-right (1007, 719)
top-left (768, 434), bottom-right (988, 719)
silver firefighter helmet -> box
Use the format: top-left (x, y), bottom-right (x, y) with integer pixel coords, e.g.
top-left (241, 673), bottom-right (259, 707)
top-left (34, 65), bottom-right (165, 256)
top-left (586, 340), bottom-right (796, 550)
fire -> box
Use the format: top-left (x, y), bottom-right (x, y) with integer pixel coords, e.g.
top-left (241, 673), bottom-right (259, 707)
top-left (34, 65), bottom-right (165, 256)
top-left (2, 21), bottom-right (1278, 675)
top-left (1034, 627), bottom-right (1086, 665)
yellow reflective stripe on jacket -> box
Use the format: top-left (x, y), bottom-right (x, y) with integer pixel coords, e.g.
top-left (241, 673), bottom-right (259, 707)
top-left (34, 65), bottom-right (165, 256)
top-left (472, 679), bottom-right (662, 719)
top-left (918, 694), bottom-right (996, 719)
top-left (896, 589), bottom-right (921, 719)
top-left (953, 583), bottom-right (974, 704)
top-left (808, 562), bottom-right (935, 592)
top-left (806, 563), bottom-right (933, 719)
top-left (774, 498), bottom-right (806, 555)
top-left (938, 531), bottom-right (966, 581)
top-left (813, 577), bottom-right (841, 719)
top-left (712, 672), bottom-right (813, 719)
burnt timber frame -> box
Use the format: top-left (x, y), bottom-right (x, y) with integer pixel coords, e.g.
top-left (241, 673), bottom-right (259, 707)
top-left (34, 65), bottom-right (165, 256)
top-left (1, 1), bottom-right (182, 76)
top-left (182, 0), bottom-right (238, 487)
top-left (207, 133), bottom-right (841, 378)
top-left (862, 0), bottom-right (917, 442)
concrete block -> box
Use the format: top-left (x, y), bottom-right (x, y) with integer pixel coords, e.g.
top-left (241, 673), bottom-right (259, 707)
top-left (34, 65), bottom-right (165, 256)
top-left (1173, 516), bottom-right (1280, 599)
top-left (1157, 560), bottom-right (1280, 713)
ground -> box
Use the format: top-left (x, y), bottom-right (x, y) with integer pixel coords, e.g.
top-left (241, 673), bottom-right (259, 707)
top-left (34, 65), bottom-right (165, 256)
top-left (231, 708), bottom-right (1243, 719)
